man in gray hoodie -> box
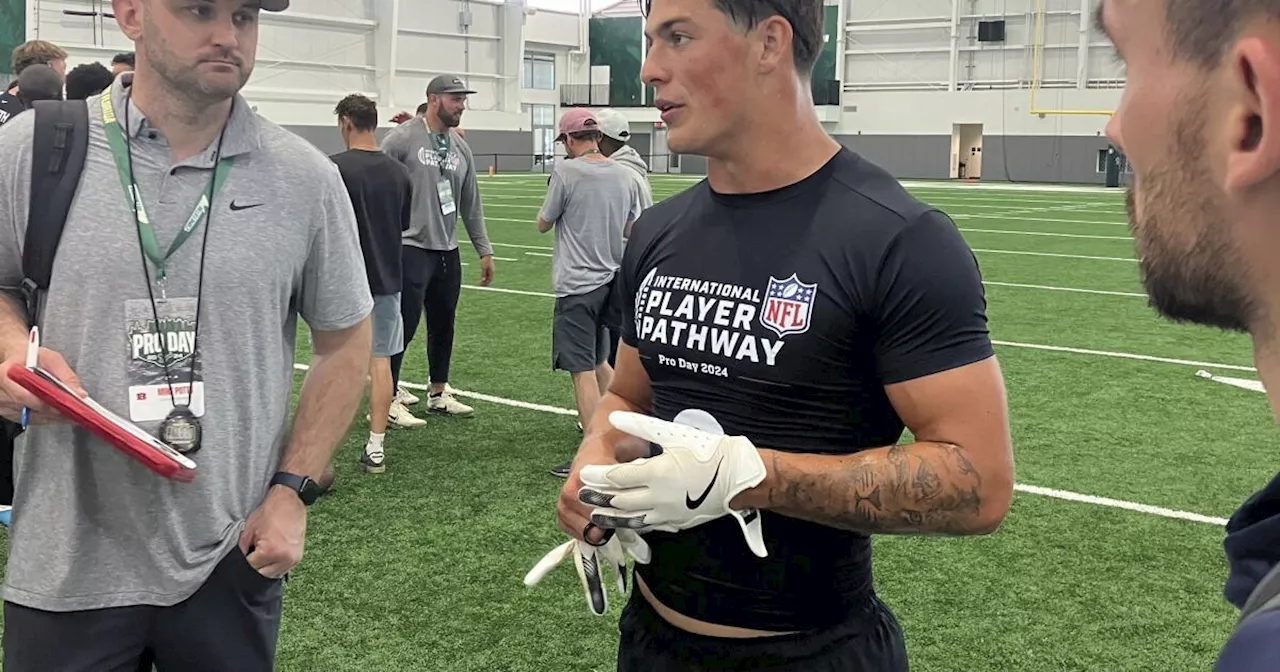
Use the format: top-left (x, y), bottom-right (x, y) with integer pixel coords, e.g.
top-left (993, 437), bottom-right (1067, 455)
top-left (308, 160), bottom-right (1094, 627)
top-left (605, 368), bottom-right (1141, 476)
top-left (380, 75), bottom-right (494, 423)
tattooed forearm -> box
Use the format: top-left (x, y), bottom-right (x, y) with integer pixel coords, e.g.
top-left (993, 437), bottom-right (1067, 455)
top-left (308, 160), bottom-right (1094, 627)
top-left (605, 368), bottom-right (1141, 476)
top-left (757, 442), bottom-right (993, 535)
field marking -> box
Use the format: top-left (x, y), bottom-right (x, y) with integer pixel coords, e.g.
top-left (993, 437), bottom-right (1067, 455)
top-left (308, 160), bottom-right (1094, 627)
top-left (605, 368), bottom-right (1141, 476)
top-left (958, 227), bottom-right (1132, 240)
top-left (972, 248), bottom-right (1136, 263)
top-left (524, 251), bottom-right (553, 258)
top-left (491, 241), bottom-right (554, 251)
top-left (992, 340), bottom-right (1256, 372)
top-left (960, 213), bottom-right (1129, 227)
top-left (457, 284), bottom-right (1255, 372)
top-left (290, 362), bottom-right (1230, 526)
top-left (983, 281), bottom-right (1146, 298)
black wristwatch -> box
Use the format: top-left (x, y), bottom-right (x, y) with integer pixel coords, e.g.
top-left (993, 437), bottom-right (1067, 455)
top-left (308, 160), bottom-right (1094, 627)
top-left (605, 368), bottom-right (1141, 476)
top-left (270, 471), bottom-right (324, 506)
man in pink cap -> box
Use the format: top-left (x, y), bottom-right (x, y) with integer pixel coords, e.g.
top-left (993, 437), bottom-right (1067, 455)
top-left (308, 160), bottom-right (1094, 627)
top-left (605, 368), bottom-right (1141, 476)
top-left (538, 109), bottom-right (644, 478)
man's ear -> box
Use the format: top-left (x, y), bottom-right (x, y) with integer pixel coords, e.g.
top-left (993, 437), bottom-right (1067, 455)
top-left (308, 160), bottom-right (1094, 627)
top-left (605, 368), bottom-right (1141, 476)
top-left (112, 0), bottom-right (144, 42)
top-left (1225, 36), bottom-right (1280, 190)
top-left (755, 16), bottom-right (793, 74)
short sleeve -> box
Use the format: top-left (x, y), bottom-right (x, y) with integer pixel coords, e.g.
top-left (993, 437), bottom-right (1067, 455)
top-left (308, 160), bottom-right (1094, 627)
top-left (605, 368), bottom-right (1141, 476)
top-left (378, 126), bottom-right (409, 164)
top-left (539, 167), bottom-right (568, 224)
top-left (628, 180), bottom-right (643, 222)
top-left (873, 210), bottom-right (993, 384)
top-left (298, 164), bottom-right (374, 331)
top-left (0, 111), bottom-right (33, 300)
top-left (619, 211), bottom-right (658, 348)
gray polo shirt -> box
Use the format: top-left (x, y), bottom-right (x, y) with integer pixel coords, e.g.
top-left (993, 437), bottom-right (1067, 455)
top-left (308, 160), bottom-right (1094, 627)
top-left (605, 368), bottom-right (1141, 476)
top-left (539, 157), bottom-right (642, 298)
top-left (0, 74), bottom-right (374, 612)
top-left (379, 120), bottom-right (493, 258)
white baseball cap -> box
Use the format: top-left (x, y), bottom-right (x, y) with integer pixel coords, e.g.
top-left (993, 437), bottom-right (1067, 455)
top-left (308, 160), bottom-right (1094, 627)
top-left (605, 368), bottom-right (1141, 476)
top-left (594, 108), bottom-right (630, 143)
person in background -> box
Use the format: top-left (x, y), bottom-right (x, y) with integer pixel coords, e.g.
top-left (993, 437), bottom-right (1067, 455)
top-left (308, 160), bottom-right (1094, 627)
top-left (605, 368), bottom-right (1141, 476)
top-left (13, 64), bottom-right (62, 108)
top-left (111, 52), bottom-right (135, 76)
top-left (65, 62), bottom-right (115, 101)
top-left (331, 93), bottom-right (414, 475)
top-left (380, 74), bottom-right (494, 424)
top-left (1095, 1), bottom-right (1280, 669)
top-left (592, 107), bottom-right (654, 369)
top-left (0, 40), bottom-right (67, 128)
top-left (540, 109), bottom-right (642, 479)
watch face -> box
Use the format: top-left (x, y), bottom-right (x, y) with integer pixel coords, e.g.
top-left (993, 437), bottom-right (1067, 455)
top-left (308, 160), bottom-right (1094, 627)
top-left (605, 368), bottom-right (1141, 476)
top-left (299, 476), bottom-right (323, 504)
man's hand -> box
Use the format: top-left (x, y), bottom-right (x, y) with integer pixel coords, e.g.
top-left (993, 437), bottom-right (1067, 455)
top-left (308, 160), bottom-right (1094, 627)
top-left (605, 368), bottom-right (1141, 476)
top-left (523, 529), bottom-right (650, 616)
top-left (238, 486), bottom-right (307, 579)
top-left (390, 111), bottom-right (412, 124)
top-left (0, 348), bottom-right (86, 424)
top-left (556, 436), bottom-right (615, 545)
top-left (478, 256), bottom-right (495, 287)
top-left (578, 411), bottom-right (770, 557)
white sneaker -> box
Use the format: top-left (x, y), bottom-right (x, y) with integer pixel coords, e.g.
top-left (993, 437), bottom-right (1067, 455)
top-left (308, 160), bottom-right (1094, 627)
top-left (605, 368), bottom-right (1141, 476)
top-left (361, 447), bottom-right (386, 474)
top-left (428, 390), bottom-right (473, 417)
top-left (388, 401), bottom-right (427, 427)
top-left (396, 386), bottom-right (420, 406)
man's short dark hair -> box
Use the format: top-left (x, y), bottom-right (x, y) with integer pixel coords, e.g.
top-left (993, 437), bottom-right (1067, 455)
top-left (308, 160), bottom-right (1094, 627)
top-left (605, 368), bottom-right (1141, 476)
top-left (112, 52), bottom-right (135, 68)
top-left (16, 64), bottom-right (63, 106)
top-left (65, 62), bottom-right (113, 100)
top-left (416, 102), bottom-right (430, 116)
top-left (334, 93), bottom-right (378, 131)
top-left (568, 129), bottom-right (602, 143)
top-left (1165, 0), bottom-right (1280, 67)
top-left (642, 0), bottom-right (822, 76)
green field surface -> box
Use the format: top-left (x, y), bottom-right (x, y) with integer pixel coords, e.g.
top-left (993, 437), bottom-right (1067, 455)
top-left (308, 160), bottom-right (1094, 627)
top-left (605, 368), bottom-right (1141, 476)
top-left (5, 174), bottom-right (1271, 671)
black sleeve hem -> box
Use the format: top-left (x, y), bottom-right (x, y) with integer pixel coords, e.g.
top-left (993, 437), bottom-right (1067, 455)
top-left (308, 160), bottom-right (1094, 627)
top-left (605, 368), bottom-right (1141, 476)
top-left (879, 342), bottom-right (995, 386)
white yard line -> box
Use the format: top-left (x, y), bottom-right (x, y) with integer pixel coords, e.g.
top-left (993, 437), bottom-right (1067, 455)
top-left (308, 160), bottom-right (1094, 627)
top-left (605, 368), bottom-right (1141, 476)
top-left (982, 281), bottom-right (1146, 298)
top-left (971, 248), bottom-right (1136, 263)
top-left (290, 363), bottom-right (1231, 526)
top-left (959, 227), bottom-right (1132, 240)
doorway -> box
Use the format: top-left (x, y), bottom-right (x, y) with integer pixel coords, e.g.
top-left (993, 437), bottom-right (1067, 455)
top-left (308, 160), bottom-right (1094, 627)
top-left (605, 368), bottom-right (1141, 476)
top-left (951, 123), bottom-right (984, 179)
top-left (651, 124), bottom-right (670, 174)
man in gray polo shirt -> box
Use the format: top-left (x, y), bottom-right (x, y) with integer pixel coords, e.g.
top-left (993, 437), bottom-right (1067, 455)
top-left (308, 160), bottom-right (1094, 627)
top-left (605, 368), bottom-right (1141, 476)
top-left (0, 1), bottom-right (374, 669)
top-left (380, 74), bottom-right (494, 424)
top-left (539, 109), bottom-right (642, 478)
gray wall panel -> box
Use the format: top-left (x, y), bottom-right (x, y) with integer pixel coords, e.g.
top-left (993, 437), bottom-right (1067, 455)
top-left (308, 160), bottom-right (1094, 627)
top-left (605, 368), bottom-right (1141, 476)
top-left (832, 134), bottom-right (1122, 185)
top-left (834, 135), bottom-right (952, 179)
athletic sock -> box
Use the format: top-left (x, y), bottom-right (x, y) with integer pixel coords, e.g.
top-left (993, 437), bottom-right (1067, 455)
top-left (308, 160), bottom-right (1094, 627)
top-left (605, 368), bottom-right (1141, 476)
top-left (367, 432), bottom-right (385, 455)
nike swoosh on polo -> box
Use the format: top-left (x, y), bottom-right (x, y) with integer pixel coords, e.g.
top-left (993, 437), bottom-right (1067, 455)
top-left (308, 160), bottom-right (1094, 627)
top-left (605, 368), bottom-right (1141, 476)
top-left (686, 457), bottom-right (723, 509)
top-left (229, 201), bottom-right (263, 211)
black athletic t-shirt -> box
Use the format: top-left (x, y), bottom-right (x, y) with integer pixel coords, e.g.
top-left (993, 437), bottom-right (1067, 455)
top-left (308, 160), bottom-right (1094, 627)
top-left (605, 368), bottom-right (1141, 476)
top-left (619, 147), bottom-right (994, 632)
top-left (330, 149), bottom-right (414, 296)
top-left (0, 91), bottom-right (26, 128)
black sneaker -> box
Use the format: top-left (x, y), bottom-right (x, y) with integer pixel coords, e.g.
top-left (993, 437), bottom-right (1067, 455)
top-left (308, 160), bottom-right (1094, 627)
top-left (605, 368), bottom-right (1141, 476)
top-left (362, 449), bottom-right (386, 474)
top-left (550, 460), bottom-right (572, 478)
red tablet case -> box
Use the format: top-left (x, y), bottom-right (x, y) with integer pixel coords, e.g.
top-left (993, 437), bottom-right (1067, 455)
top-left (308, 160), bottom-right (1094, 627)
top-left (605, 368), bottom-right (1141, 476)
top-left (7, 366), bottom-right (197, 482)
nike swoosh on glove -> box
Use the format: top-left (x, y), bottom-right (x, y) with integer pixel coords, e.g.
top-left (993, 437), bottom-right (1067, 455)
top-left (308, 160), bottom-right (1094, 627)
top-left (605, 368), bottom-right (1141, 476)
top-left (577, 411), bottom-right (769, 558)
top-left (522, 529), bottom-right (650, 616)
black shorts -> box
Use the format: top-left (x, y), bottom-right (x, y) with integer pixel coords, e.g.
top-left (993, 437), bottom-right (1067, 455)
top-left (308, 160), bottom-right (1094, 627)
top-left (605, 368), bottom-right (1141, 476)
top-left (553, 281), bottom-right (615, 373)
top-left (3, 547), bottom-right (284, 672)
top-left (616, 589), bottom-right (908, 672)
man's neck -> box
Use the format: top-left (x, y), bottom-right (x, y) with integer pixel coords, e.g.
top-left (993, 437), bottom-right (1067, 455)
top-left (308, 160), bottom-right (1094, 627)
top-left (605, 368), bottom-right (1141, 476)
top-left (1254, 312), bottom-right (1280, 419)
top-left (425, 113), bottom-right (450, 135)
top-left (347, 132), bottom-right (379, 152)
top-left (706, 93), bottom-right (841, 194)
top-left (128, 71), bottom-right (234, 163)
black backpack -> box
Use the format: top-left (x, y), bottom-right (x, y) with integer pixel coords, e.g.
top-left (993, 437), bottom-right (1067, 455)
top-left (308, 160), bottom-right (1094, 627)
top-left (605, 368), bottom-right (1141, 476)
top-left (0, 99), bottom-right (91, 505)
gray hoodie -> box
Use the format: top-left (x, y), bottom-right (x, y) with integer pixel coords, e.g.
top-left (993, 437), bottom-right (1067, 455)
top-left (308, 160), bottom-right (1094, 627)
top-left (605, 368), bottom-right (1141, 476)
top-left (609, 145), bottom-right (653, 210)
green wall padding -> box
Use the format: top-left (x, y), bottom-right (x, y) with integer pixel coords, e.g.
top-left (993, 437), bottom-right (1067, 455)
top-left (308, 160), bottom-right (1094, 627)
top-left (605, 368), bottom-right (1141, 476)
top-left (812, 4), bottom-right (838, 84)
top-left (589, 16), bottom-right (643, 107)
top-left (0, 0), bottom-right (24, 81)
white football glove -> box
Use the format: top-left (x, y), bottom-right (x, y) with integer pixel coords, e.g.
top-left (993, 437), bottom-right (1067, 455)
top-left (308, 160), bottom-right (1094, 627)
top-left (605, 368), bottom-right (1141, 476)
top-left (577, 410), bottom-right (769, 558)
top-left (522, 529), bottom-right (651, 616)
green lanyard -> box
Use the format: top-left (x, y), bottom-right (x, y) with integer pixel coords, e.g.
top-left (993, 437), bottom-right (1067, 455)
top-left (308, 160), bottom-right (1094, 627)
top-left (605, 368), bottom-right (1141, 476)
top-left (426, 119), bottom-right (451, 164)
top-left (100, 92), bottom-right (235, 281)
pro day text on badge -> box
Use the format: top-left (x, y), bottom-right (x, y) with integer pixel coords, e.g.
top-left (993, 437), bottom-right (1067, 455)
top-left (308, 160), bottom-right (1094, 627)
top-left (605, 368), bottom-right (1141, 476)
top-left (126, 298), bottom-right (205, 423)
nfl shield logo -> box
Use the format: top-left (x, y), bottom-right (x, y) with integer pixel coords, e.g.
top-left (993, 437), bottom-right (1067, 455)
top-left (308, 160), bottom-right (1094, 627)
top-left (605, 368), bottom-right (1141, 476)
top-left (760, 274), bottom-right (817, 338)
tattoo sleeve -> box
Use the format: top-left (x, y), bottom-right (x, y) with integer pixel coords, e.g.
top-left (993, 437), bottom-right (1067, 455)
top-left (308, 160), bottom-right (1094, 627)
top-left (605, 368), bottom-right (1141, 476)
top-left (761, 441), bottom-right (989, 535)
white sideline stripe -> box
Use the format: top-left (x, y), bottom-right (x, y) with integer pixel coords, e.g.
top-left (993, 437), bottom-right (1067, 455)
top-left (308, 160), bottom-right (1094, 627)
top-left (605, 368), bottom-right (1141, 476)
top-left (959, 227), bottom-right (1132, 240)
top-left (992, 340), bottom-right (1256, 372)
top-left (524, 251), bottom-right (553, 258)
top-left (1011, 485), bottom-right (1228, 526)
top-left (493, 241), bottom-right (1137, 264)
top-left (983, 281), bottom-right (1147, 298)
top-left (289, 362), bottom-right (1229, 526)
top-left (458, 284), bottom-right (1256, 372)
top-left (972, 248), bottom-right (1136, 263)
top-left (493, 256), bottom-right (519, 262)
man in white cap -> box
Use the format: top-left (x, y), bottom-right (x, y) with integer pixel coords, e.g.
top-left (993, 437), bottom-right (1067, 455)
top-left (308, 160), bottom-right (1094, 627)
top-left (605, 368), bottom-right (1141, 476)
top-left (594, 108), bottom-right (653, 213)
top-left (541, 109), bottom-right (643, 478)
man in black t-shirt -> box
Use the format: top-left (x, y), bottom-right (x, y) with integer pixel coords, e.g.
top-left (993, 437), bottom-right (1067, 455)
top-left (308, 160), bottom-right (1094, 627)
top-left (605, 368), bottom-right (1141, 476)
top-left (543, 0), bottom-right (1016, 669)
top-left (331, 94), bottom-right (413, 474)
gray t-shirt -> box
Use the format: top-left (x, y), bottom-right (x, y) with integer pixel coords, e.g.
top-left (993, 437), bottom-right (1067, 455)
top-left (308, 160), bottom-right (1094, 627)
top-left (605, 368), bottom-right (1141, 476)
top-left (0, 75), bottom-right (374, 612)
top-left (379, 120), bottom-right (493, 258)
top-left (539, 157), bottom-right (642, 297)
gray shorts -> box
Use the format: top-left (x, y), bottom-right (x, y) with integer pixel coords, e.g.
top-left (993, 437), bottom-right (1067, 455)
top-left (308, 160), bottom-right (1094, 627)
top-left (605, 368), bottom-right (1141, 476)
top-left (372, 293), bottom-right (404, 358)
top-left (553, 283), bottom-right (614, 373)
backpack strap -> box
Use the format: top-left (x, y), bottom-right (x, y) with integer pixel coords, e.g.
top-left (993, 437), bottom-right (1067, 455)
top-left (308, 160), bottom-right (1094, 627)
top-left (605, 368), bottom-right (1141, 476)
top-left (1238, 562), bottom-right (1280, 627)
top-left (22, 99), bottom-right (89, 327)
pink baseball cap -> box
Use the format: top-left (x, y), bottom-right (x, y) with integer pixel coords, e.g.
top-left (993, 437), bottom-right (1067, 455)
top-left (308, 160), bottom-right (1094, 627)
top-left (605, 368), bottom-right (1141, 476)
top-left (556, 109), bottom-right (600, 141)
